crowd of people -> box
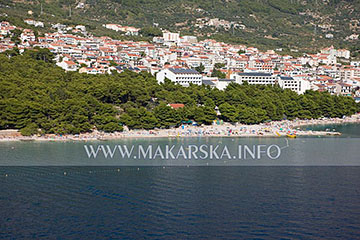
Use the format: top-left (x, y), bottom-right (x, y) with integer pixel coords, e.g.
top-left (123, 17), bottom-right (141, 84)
top-left (1, 114), bottom-right (359, 142)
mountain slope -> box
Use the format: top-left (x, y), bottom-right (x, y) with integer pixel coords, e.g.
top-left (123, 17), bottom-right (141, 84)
top-left (1, 0), bottom-right (359, 51)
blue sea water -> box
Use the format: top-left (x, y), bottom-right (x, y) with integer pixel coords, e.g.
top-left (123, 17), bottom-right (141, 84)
top-left (1, 167), bottom-right (360, 239)
top-left (1, 124), bottom-right (360, 239)
top-left (300, 122), bottom-right (360, 138)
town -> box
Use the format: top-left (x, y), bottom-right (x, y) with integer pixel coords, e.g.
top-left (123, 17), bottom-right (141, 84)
top-left (2, 1), bottom-right (360, 238)
top-left (1, 19), bottom-right (360, 100)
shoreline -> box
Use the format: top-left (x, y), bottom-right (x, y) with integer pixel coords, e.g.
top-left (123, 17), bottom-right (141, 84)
top-left (1, 114), bottom-right (359, 142)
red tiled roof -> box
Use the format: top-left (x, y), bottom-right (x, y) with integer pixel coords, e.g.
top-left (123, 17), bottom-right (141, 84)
top-left (169, 104), bottom-right (185, 109)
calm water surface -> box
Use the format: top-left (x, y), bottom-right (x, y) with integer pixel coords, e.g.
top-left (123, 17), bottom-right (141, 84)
top-left (300, 122), bottom-right (360, 138)
top-left (1, 124), bottom-right (360, 239)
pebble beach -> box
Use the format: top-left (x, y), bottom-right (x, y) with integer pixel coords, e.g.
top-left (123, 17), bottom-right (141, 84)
top-left (1, 114), bottom-right (360, 142)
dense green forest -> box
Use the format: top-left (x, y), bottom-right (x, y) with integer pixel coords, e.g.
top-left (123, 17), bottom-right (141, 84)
top-left (0, 49), bottom-right (358, 135)
top-left (1, 0), bottom-right (360, 52)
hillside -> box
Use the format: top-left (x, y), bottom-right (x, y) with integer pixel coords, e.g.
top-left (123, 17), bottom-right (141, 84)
top-left (0, 50), bottom-right (359, 135)
top-left (1, 0), bottom-right (360, 51)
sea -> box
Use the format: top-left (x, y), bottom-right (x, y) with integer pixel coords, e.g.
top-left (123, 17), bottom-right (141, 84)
top-left (1, 124), bottom-right (360, 239)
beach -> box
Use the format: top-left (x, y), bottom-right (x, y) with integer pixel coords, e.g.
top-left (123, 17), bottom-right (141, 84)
top-left (1, 114), bottom-right (360, 142)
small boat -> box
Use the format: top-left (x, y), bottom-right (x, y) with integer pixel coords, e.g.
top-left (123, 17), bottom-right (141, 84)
top-left (287, 133), bottom-right (296, 138)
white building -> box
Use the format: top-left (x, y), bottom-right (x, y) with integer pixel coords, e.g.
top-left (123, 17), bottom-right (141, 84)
top-left (341, 68), bottom-right (360, 81)
top-left (75, 2), bottom-right (85, 9)
top-left (336, 83), bottom-right (353, 96)
top-left (336, 49), bottom-right (350, 59)
top-left (215, 78), bottom-right (235, 90)
top-left (153, 37), bottom-right (164, 44)
top-left (233, 72), bottom-right (277, 85)
top-left (163, 31), bottom-right (180, 44)
top-left (180, 36), bottom-right (198, 43)
top-left (350, 61), bottom-right (360, 67)
top-left (56, 60), bottom-right (78, 71)
top-left (104, 24), bottom-right (121, 31)
top-left (20, 29), bottom-right (36, 42)
top-left (346, 34), bottom-right (359, 41)
top-left (232, 72), bottom-right (310, 94)
top-left (156, 68), bottom-right (202, 86)
top-left (104, 24), bottom-right (139, 35)
top-left (278, 76), bottom-right (311, 94)
top-left (123, 26), bottom-right (140, 36)
top-left (75, 25), bottom-right (86, 32)
top-left (52, 23), bottom-right (67, 31)
top-left (24, 19), bottom-right (44, 28)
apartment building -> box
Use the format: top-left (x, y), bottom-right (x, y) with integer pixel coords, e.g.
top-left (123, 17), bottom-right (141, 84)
top-left (156, 68), bottom-right (202, 86)
top-left (233, 72), bottom-right (277, 85)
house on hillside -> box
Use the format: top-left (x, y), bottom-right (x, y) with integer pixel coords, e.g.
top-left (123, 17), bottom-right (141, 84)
top-left (56, 60), bottom-right (79, 71)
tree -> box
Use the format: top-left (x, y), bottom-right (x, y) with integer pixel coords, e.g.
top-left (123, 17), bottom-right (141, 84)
top-left (101, 122), bottom-right (123, 132)
top-left (203, 97), bottom-right (216, 108)
top-left (140, 111), bottom-right (158, 129)
top-left (24, 47), bottom-right (55, 63)
top-left (195, 63), bottom-right (205, 74)
top-left (0, 51), bottom-right (358, 134)
top-left (219, 103), bottom-right (237, 123)
top-left (119, 113), bottom-right (136, 129)
top-left (284, 100), bottom-right (301, 119)
top-left (211, 69), bottom-right (226, 78)
top-left (10, 29), bottom-right (22, 45)
top-left (153, 103), bottom-right (179, 128)
top-left (93, 114), bottom-right (123, 132)
top-left (214, 63), bottom-right (225, 69)
top-left (238, 105), bottom-right (268, 124)
top-left (194, 106), bottom-right (217, 125)
top-left (139, 26), bottom-right (162, 37)
top-left (109, 60), bottom-right (117, 67)
top-left (3, 47), bottom-right (20, 57)
top-left (20, 123), bottom-right (39, 136)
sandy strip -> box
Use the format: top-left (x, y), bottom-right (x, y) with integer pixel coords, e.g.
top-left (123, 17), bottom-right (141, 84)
top-left (0, 114), bottom-right (359, 142)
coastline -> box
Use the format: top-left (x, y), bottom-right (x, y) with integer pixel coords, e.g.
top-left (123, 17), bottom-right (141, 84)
top-left (1, 114), bottom-right (359, 142)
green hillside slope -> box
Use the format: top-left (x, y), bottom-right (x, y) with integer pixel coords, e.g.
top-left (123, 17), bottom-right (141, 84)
top-left (1, 0), bottom-right (359, 51)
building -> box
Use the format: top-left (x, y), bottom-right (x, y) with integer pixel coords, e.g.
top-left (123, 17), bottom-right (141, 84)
top-left (180, 36), bottom-right (198, 43)
top-left (215, 78), bottom-right (235, 90)
top-left (350, 61), bottom-right (360, 67)
top-left (20, 29), bottom-right (36, 43)
top-left (104, 24), bottom-right (121, 31)
top-left (336, 83), bottom-right (353, 96)
top-left (56, 60), bottom-right (78, 71)
top-left (278, 76), bottom-right (311, 94)
top-left (278, 76), bottom-right (299, 92)
top-left (122, 26), bottom-right (140, 36)
top-left (168, 103), bottom-right (185, 109)
top-left (336, 49), bottom-right (350, 59)
top-left (202, 77), bottom-right (218, 89)
top-left (51, 23), bottom-right (67, 31)
top-left (231, 72), bottom-right (310, 94)
top-left (104, 24), bottom-right (140, 35)
top-left (233, 72), bottom-right (277, 85)
top-left (341, 68), bottom-right (360, 81)
top-left (156, 68), bottom-right (202, 86)
top-left (24, 19), bottom-right (44, 28)
top-left (75, 25), bottom-right (86, 32)
top-left (163, 31), bottom-right (180, 44)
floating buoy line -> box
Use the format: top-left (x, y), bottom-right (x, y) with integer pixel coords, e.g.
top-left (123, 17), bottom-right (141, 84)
top-left (1, 165), bottom-right (202, 178)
